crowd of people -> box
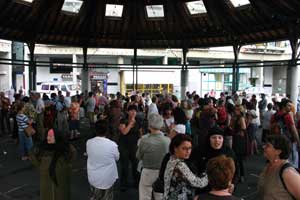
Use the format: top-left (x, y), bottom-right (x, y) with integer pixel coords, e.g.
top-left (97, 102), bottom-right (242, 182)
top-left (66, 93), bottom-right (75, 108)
top-left (1, 89), bottom-right (300, 200)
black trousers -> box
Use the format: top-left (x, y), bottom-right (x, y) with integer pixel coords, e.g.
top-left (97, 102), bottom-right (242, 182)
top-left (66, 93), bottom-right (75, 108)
top-left (119, 144), bottom-right (139, 187)
top-left (0, 110), bottom-right (10, 133)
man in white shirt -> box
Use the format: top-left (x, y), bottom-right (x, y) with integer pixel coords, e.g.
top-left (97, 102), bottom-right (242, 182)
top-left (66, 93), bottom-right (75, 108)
top-left (86, 119), bottom-right (119, 200)
top-left (147, 96), bottom-right (158, 119)
top-left (35, 93), bottom-right (45, 140)
top-left (262, 103), bottom-right (275, 143)
top-left (64, 91), bottom-right (71, 108)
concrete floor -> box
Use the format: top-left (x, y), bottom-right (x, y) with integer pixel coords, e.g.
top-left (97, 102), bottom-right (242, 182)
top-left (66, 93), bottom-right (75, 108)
top-left (0, 122), bottom-right (264, 200)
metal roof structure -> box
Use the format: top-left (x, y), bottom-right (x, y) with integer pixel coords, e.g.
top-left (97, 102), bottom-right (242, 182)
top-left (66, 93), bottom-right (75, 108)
top-left (0, 0), bottom-right (300, 48)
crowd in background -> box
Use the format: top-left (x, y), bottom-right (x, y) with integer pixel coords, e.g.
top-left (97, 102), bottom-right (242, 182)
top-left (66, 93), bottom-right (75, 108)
top-left (1, 89), bottom-right (300, 200)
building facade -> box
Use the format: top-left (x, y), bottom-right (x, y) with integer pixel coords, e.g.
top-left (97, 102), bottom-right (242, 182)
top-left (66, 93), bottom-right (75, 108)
top-left (0, 39), bottom-right (293, 98)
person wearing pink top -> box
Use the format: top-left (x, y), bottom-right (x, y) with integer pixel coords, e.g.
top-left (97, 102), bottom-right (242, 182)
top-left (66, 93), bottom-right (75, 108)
top-left (69, 96), bottom-right (80, 140)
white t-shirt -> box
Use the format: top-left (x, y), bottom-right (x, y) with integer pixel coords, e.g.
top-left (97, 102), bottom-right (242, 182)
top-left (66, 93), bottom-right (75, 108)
top-left (64, 96), bottom-right (71, 108)
top-left (263, 110), bottom-right (275, 130)
top-left (86, 137), bottom-right (119, 189)
top-left (147, 103), bottom-right (158, 118)
top-left (35, 98), bottom-right (45, 114)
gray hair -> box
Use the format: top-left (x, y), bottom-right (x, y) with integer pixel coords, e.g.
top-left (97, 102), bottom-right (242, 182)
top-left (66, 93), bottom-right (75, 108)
top-left (148, 113), bottom-right (163, 130)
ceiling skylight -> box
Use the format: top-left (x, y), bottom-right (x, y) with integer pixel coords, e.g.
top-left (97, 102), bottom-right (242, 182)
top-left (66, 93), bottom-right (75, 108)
top-left (22, 0), bottom-right (33, 3)
top-left (146, 5), bottom-right (164, 18)
top-left (186, 1), bottom-right (207, 15)
top-left (230, 0), bottom-right (250, 7)
top-left (15, 0), bottom-right (33, 4)
top-left (105, 4), bottom-right (124, 17)
top-left (62, 0), bottom-right (83, 13)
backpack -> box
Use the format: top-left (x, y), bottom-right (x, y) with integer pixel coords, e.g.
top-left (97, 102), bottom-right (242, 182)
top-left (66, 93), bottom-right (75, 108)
top-left (270, 113), bottom-right (288, 135)
top-left (279, 162), bottom-right (300, 200)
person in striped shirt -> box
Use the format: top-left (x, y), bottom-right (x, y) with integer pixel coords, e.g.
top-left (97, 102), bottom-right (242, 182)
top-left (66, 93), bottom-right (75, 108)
top-left (16, 102), bottom-right (33, 161)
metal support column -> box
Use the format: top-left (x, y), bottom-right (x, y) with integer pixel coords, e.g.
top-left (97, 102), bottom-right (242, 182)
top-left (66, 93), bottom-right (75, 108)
top-left (11, 42), bottom-right (24, 91)
top-left (27, 42), bottom-right (36, 92)
top-left (181, 48), bottom-right (189, 100)
top-left (134, 48), bottom-right (138, 91)
top-left (232, 44), bottom-right (241, 93)
top-left (287, 36), bottom-right (300, 104)
top-left (81, 47), bottom-right (89, 93)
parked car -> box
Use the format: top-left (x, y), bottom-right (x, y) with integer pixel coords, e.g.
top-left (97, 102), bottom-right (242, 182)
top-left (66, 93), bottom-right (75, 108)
top-left (36, 81), bottom-right (79, 96)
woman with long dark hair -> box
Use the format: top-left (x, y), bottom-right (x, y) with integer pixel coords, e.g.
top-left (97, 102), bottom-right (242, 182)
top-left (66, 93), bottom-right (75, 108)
top-left (30, 129), bottom-right (76, 200)
top-left (163, 134), bottom-right (208, 200)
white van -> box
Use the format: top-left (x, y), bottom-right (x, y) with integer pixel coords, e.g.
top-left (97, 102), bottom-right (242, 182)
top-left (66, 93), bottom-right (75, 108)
top-left (36, 81), bottom-right (80, 96)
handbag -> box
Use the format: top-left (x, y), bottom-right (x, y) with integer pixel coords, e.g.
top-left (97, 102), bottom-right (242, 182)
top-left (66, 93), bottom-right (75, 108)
top-left (152, 177), bottom-right (164, 193)
top-left (24, 125), bottom-right (36, 137)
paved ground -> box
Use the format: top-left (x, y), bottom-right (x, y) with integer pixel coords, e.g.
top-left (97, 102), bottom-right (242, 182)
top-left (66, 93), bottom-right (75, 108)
top-left (0, 122), bottom-right (265, 200)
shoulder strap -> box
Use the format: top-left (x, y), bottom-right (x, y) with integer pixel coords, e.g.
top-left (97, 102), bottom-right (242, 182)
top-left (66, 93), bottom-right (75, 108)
top-left (279, 162), bottom-right (298, 199)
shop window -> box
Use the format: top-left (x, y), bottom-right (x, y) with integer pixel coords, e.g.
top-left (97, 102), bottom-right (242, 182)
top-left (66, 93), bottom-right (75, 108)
top-left (125, 84), bottom-right (173, 96)
top-left (168, 58), bottom-right (181, 65)
top-left (187, 59), bottom-right (200, 65)
top-left (131, 58), bottom-right (163, 65)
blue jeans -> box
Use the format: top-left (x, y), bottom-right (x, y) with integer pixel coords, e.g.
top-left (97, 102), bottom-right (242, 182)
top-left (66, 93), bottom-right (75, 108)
top-left (18, 131), bottom-right (33, 157)
top-left (289, 142), bottom-right (299, 168)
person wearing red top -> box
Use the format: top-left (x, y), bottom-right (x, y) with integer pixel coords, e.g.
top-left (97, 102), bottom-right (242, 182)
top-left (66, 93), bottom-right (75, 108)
top-left (270, 99), bottom-right (300, 168)
top-left (217, 99), bottom-right (227, 129)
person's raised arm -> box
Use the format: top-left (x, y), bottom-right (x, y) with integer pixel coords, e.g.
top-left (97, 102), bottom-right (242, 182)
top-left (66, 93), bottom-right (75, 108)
top-left (176, 161), bottom-right (208, 188)
top-left (119, 119), bottom-right (135, 135)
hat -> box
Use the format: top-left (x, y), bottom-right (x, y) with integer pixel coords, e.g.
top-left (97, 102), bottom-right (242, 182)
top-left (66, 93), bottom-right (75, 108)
top-left (248, 110), bottom-right (257, 118)
top-left (208, 126), bottom-right (224, 137)
top-left (173, 124), bottom-right (186, 134)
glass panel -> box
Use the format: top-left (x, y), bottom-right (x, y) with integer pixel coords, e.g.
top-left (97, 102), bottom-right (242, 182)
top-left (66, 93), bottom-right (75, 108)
top-left (230, 0), bottom-right (250, 7)
top-left (68, 84), bottom-right (77, 90)
top-left (126, 84), bottom-right (133, 90)
top-left (41, 85), bottom-right (49, 90)
top-left (208, 74), bottom-right (215, 81)
top-left (137, 84), bottom-right (143, 90)
top-left (216, 82), bottom-right (223, 90)
top-left (202, 82), bottom-right (208, 89)
top-left (105, 4), bottom-right (124, 17)
top-left (202, 73), bottom-right (208, 81)
top-left (146, 5), bottom-right (164, 18)
top-left (186, 1), bottom-right (207, 15)
top-left (209, 82), bottom-right (215, 90)
top-left (62, 0), bottom-right (83, 13)
top-left (61, 85), bottom-right (67, 92)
